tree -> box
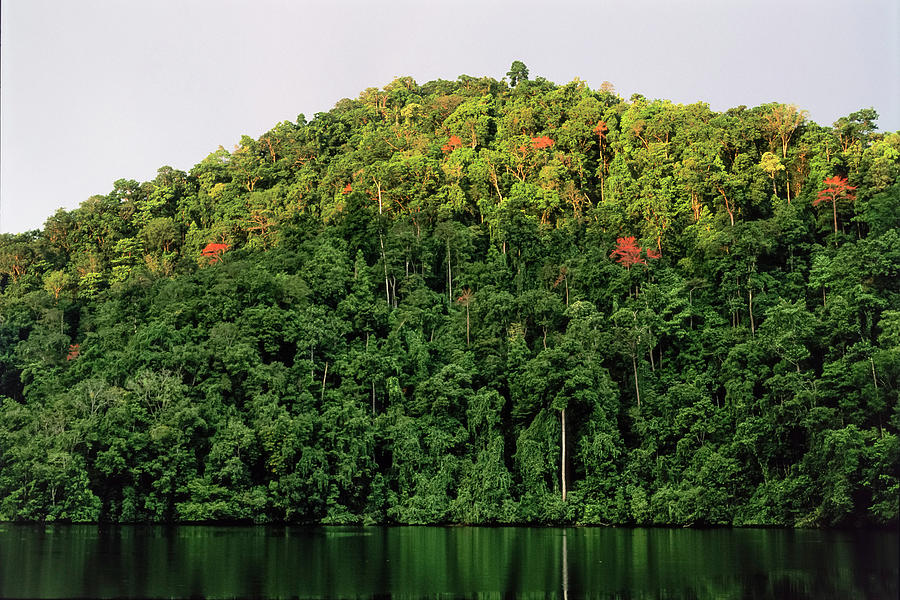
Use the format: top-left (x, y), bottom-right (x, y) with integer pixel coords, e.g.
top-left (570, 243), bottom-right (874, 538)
top-left (456, 287), bottom-right (474, 346)
top-left (759, 152), bottom-right (785, 198)
top-left (611, 236), bottom-right (646, 269)
top-left (506, 61), bottom-right (529, 87)
top-left (834, 108), bottom-right (878, 151)
top-left (140, 217), bottom-right (179, 254)
top-left (762, 104), bottom-right (806, 203)
top-left (0, 234), bottom-right (37, 284)
top-left (43, 270), bottom-right (72, 301)
top-left (611, 236), bottom-right (659, 270)
top-left (611, 302), bottom-right (653, 407)
top-left (814, 176), bottom-right (857, 239)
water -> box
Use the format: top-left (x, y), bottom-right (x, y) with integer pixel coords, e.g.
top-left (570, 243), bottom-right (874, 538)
top-left (0, 524), bottom-right (896, 599)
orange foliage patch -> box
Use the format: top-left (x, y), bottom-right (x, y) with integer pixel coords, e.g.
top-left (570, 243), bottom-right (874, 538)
top-left (202, 243), bottom-right (229, 256)
top-left (442, 135), bottom-right (463, 153)
top-left (342, 183), bottom-right (353, 194)
top-left (201, 243), bottom-right (229, 264)
top-left (67, 344), bottom-right (80, 361)
top-left (531, 136), bottom-right (555, 149)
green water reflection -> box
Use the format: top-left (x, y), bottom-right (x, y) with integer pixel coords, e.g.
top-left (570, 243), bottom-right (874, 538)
top-left (0, 525), bottom-right (896, 599)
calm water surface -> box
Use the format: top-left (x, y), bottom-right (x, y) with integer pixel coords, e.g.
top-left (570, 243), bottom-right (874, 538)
top-left (0, 524), bottom-right (896, 599)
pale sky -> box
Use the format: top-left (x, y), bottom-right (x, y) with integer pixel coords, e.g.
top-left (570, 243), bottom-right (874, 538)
top-left (2, 0), bottom-right (898, 234)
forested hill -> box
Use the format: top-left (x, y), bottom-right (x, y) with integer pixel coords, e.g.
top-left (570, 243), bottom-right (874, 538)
top-left (1, 66), bottom-right (898, 526)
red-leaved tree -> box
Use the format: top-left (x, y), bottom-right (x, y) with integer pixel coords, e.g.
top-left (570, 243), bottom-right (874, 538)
top-left (611, 237), bottom-right (646, 268)
top-left (442, 135), bottom-right (463, 153)
top-left (611, 236), bottom-right (661, 269)
top-left (531, 136), bottom-right (555, 149)
top-left (813, 175), bottom-right (856, 238)
top-left (201, 243), bottom-right (229, 264)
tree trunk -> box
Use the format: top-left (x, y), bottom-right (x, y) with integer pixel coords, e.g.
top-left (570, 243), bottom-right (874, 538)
top-left (872, 357), bottom-right (883, 437)
top-left (832, 196), bottom-right (839, 241)
top-left (374, 177), bottom-right (383, 214)
top-left (466, 305), bottom-right (470, 346)
top-left (749, 286), bottom-right (755, 336)
top-left (632, 354), bottom-right (641, 407)
top-left (390, 276), bottom-right (397, 309)
top-left (561, 408), bottom-right (567, 502)
top-left (689, 288), bottom-right (693, 330)
top-left (380, 232), bottom-right (390, 306)
top-left (446, 241), bottom-right (453, 303)
top-left (871, 357), bottom-right (879, 390)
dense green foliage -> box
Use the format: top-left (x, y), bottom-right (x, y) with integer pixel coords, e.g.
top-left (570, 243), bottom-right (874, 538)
top-left (1, 68), bottom-right (898, 526)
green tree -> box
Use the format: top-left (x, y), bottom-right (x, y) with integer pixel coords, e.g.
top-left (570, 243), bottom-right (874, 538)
top-left (506, 61), bottom-right (529, 87)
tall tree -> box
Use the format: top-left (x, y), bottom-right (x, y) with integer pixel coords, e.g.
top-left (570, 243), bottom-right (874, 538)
top-left (814, 176), bottom-right (857, 240)
top-left (506, 61), bottom-right (529, 88)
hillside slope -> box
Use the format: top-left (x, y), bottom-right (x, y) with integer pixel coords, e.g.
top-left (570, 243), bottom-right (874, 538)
top-left (1, 70), bottom-right (898, 525)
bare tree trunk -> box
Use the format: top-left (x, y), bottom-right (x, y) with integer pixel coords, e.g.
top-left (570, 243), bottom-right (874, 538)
top-left (374, 177), bottom-right (383, 214)
top-left (561, 408), bottom-right (567, 502)
top-left (380, 232), bottom-right (390, 306)
top-left (871, 357), bottom-right (879, 391)
top-left (446, 241), bottom-right (453, 303)
top-left (599, 171), bottom-right (605, 204)
top-left (321, 361), bottom-right (328, 402)
top-left (749, 286), bottom-right (755, 335)
top-left (632, 354), bottom-right (641, 407)
top-left (466, 305), bottom-right (470, 346)
top-left (689, 288), bottom-right (693, 330)
top-left (390, 276), bottom-right (397, 308)
top-left (832, 197), bottom-right (839, 241)
top-left (871, 357), bottom-right (883, 437)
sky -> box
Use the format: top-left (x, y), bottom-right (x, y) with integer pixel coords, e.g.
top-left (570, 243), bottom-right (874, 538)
top-left (1, 0), bottom-right (898, 234)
